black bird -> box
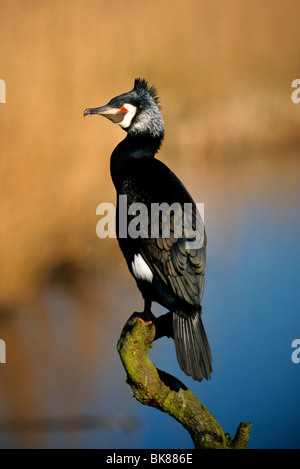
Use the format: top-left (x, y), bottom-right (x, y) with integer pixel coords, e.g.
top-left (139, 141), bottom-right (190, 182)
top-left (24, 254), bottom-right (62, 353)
top-left (84, 78), bottom-right (212, 381)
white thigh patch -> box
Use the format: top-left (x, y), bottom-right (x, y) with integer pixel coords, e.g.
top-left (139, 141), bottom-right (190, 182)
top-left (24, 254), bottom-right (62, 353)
top-left (131, 254), bottom-right (153, 282)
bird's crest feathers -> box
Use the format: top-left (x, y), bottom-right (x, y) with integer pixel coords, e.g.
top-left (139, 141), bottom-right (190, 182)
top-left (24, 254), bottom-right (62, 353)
top-left (134, 78), bottom-right (160, 105)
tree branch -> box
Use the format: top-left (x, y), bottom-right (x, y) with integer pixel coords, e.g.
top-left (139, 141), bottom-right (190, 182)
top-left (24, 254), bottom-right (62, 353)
top-left (117, 314), bottom-right (252, 449)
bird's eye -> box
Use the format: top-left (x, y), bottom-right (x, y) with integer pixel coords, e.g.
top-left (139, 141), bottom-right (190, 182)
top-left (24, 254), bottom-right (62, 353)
top-left (117, 101), bottom-right (123, 108)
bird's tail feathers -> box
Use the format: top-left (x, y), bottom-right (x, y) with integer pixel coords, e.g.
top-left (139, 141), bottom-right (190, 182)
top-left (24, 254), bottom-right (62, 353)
top-left (173, 310), bottom-right (212, 381)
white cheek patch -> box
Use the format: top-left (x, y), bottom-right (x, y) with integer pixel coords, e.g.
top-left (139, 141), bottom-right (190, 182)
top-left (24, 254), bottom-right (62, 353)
top-left (118, 103), bottom-right (137, 129)
top-left (131, 254), bottom-right (153, 283)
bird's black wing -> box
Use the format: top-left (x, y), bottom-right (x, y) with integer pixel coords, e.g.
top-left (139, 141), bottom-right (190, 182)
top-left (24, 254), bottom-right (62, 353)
top-left (120, 158), bottom-right (206, 308)
top-left (141, 208), bottom-right (206, 308)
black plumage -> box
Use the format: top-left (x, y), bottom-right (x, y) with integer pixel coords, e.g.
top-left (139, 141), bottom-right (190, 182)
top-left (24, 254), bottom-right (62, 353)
top-left (84, 78), bottom-right (212, 381)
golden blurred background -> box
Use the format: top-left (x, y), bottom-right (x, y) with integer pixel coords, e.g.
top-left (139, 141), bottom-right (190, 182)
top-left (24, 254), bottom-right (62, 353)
top-left (1, 0), bottom-right (299, 305)
top-left (0, 0), bottom-right (299, 448)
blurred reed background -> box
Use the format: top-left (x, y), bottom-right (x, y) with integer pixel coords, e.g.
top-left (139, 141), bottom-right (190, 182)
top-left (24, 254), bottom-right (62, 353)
top-left (0, 0), bottom-right (299, 449)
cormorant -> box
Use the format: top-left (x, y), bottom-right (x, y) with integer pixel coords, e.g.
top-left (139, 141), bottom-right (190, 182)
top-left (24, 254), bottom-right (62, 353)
top-left (84, 78), bottom-right (212, 381)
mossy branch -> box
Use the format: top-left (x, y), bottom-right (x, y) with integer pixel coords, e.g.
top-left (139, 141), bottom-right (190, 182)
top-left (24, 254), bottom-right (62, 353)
top-left (117, 314), bottom-right (252, 449)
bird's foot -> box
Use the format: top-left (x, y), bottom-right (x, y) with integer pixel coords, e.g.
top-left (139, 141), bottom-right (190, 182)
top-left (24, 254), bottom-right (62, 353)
top-left (130, 309), bottom-right (156, 323)
top-left (128, 310), bottom-right (174, 340)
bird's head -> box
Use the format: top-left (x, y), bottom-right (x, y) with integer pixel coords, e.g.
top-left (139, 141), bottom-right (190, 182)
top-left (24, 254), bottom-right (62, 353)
top-left (84, 78), bottom-right (164, 139)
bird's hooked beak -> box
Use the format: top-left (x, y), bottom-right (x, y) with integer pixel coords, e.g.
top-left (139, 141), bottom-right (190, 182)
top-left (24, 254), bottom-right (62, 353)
top-left (83, 104), bottom-right (127, 124)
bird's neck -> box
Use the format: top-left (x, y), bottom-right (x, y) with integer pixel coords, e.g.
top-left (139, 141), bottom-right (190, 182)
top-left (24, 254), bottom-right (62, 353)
top-left (110, 132), bottom-right (164, 189)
